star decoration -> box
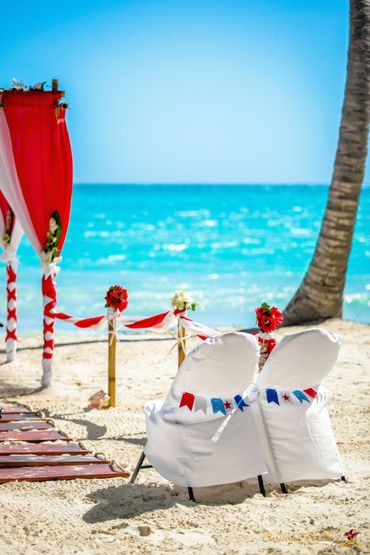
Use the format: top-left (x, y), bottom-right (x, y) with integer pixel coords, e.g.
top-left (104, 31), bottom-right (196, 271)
top-left (282, 394), bottom-right (290, 401)
top-left (224, 401), bottom-right (232, 409)
top-left (344, 530), bottom-right (360, 541)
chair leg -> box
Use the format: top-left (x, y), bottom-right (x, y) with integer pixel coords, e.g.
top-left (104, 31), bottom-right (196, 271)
top-left (280, 482), bottom-right (288, 494)
top-left (187, 487), bottom-right (196, 502)
top-left (130, 450), bottom-right (146, 484)
top-left (257, 475), bottom-right (266, 497)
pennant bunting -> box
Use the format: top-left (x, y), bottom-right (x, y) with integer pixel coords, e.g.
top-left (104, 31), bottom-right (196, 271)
top-left (179, 392), bottom-right (195, 411)
top-left (234, 395), bottom-right (249, 411)
top-left (266, 388), bottom-right (280, 405)
top-left (303, 387), bottom-right (318, 399)
top-left (211, 398), bottom-right (227, 415)
top-left (193, 396), bottom-right (208, 413)
top-left (292, 390), bottom-right (310, 403)
top-left (264, 387), bottom-right (318, 406)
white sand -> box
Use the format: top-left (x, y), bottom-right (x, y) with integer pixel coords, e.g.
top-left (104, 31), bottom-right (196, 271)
top-left (0, 319), bottom-right (369, 554)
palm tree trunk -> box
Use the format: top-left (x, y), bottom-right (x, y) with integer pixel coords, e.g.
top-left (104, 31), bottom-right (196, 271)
top-left (284, 0), bottom-right (370, 325)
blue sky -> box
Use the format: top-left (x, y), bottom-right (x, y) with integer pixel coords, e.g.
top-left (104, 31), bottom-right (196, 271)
top-left (1, 0), bottom-right (369, 184)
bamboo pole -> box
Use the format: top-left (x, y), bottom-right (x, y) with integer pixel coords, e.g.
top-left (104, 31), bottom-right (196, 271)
top-left (108, 317), bottom-right (117, 407)
top-left (178, 319), bottom-right (186, 369)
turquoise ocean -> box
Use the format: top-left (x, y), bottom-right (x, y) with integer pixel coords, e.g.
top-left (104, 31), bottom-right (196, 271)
top-left (2, 184), bottom-right (369, 333)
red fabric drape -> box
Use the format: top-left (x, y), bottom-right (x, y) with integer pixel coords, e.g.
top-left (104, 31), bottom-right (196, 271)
top-left (1, 90), bottom-right (73, 252)
top-left (0, 190), bottom-right (10, 224)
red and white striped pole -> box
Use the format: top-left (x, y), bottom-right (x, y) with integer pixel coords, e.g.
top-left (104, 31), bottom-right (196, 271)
top-left (41, 271), bottom-right (57, 387)
top-left (5, 262), bottom-right (17, 361)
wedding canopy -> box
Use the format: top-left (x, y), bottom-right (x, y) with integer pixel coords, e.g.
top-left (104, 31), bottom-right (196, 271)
top-left (0, 85), bottom-right (73, 385)
top-left (0, 191), bottom-right (22, 361)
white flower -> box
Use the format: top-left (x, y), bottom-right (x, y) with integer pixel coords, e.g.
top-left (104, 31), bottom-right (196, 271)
top-left (170, 289), bottom-right (197, 311)
top-left (31, 81), bottom-right (46, 90)
top-left (12, 78), bottom-right (26, 90)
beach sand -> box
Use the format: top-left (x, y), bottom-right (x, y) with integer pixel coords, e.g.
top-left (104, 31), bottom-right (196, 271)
top-left (0, 319), bottom-right (369, 554)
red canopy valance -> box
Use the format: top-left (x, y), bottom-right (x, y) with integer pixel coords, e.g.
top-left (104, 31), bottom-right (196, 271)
top-left (1, 90), bottom-right (73, 253)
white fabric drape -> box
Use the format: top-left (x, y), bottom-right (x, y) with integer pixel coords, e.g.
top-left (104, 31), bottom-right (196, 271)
top-left (253, 328), bottom-right (344, 483)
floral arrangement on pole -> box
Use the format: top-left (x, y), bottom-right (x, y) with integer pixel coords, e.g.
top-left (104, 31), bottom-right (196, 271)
top-left (2, 208), bottom-right (14, 247)
top-left (170, 289), bottom-right (199, 312)
top-left (41, 211), bottom-right (63, 268)
top-left (255, 302), bottom-right (284, 371)
top-left (105, 285), bottom-right (129, 314)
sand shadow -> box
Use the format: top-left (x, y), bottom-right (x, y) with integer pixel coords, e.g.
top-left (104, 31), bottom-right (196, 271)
top-left (279, 478), bottom-right (346, 492)
top-left (0, 383), bottom-right (43, 397)
top-left (118, 436), bottom-right (146, 447)
top-left (99, 435), bottom-right (146, 446)
top-left (83, 477), bottom-right (267, 523)
top-left (51, 416), bottom-right (108, 440)
top-left (83, 483), bottom-right (177, 522)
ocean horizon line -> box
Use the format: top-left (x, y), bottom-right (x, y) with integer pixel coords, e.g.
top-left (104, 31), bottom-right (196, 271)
top-left (74, 182), bottom-right (370, 188)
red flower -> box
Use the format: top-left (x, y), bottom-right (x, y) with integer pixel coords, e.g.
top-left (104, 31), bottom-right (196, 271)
top-left (105, 285), bottom-right (128, 312)
top-left (255, 302), bottom-right (284, 333)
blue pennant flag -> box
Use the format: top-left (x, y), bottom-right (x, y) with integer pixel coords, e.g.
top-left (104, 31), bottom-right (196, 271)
top-left (211, 398), bottom-right (226, 415)
top-left (266, 388), bottom-right (279, 405)
top-left (292, 390), bottom-right (310, 403)
top-left (234, 395), bottom-right (249, 411)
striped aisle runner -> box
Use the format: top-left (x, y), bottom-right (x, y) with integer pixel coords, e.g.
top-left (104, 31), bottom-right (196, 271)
top-left (0, 403), bottom-right (129, 483)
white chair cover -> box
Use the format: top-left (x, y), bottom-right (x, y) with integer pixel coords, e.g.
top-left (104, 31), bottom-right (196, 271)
top-left (254, 328), bottom-right (344, 484)
top-left (144, 332), bottom-right (268, 487)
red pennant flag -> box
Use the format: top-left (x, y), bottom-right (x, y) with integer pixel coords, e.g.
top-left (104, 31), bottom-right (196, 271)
top-left (303, 388), bottom-right (318, 399)
top-left (179, 392), bottom-right (195, 411)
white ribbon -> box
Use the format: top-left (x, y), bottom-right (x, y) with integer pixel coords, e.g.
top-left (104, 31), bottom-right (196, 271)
top-left (0, 245), bottom-right (19, 267)
top-left (107, 307), bottom-right (121, 345)
top-left (40, 251), bottom-right (62, 277)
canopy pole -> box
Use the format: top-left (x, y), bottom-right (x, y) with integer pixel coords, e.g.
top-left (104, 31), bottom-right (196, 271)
top-left (5, 262), bottom-right (17, 362)
top-left (108, 317), bottom-right (117, 407)
top-left (41, 273), bottom-right (57, 387)
top-left (178, 319), bottom-right (186, 369)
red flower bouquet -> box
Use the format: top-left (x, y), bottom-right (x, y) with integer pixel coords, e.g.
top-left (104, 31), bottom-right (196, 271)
top-left (255, 303), bottom-right (284, 333)
top-left (255, 302), bottom-right (284, 370)
top-left (105, 285), bottom-right (128, 312)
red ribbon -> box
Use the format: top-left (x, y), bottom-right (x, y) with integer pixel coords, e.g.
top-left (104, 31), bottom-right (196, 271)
top-left (258, 336), bottom-right (277, 354)
top-left (124, 311), bottom-right (170, 329)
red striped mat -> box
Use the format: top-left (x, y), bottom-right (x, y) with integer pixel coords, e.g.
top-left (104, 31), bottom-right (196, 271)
top-left (0, 463), bottom-right (129, 483)
top-left (0, 421), bottom-right (54, 432)
top-left (0, 455), bottom-right (107, 467)
top-left (0, 404), bottom-right (130, 482)
top-left (0, 443), bottom-right (90, 455)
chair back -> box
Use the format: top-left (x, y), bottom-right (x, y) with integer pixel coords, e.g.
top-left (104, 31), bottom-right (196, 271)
top-left (257, 328), bottom-right (341, 390)
top-left (165, 331), bottom-right (259, 403)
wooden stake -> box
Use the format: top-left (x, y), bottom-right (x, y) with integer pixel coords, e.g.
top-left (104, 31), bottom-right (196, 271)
top-left (178, 319), bottom-right (186, 369)
top-left (108, 318), bottom-right (117, 407)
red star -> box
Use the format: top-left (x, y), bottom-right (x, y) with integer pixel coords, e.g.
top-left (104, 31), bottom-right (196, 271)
top-left (282, 394), bottom-right (290, 401)
top-left (344, 530), bottom-right (360, 541)
top-left (224, 401), bottom-right (232, 409)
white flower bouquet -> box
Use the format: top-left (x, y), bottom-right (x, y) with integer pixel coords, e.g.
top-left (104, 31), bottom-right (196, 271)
top-left (170, 289), bottom-right (199, 311)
